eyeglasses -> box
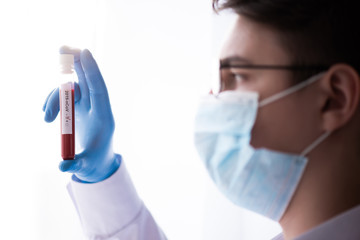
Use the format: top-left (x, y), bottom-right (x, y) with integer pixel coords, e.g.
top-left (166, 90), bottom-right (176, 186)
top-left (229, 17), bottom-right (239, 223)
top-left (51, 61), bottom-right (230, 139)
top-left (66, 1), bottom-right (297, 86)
top-left (216, 61), bottom-right (330, 93)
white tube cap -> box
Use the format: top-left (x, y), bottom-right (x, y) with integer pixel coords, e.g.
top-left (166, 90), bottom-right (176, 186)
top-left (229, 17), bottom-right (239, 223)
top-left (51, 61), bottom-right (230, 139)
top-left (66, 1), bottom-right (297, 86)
top-left (60, 54), bottom-right (74, 73)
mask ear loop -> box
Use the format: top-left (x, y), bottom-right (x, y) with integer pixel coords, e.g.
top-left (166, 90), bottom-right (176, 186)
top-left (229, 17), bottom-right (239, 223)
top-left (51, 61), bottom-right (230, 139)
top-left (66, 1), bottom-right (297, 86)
top-left (300, 131), bottom-right (332, 157)
top-left (259, 72), bottom-right (326, 108)
top-left (256, 71), bottom-right (330, 156)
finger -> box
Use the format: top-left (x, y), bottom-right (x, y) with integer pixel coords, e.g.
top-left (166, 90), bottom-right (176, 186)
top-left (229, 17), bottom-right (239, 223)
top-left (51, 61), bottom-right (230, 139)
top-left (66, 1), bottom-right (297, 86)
top-left (80, 49), bottom-right (108, 94)
top-left (80, 49), bottom-right (111, 111)
top-left (44, 84), bottom-right (79, 122)
top-left (42, 88), bottom-right (56, 112)
top-left (59, 159), bottom-right (82, 173)
top-left (60, 46), bottom-right (90, 108)
top-left (44, 87), bottom-right (60, 123)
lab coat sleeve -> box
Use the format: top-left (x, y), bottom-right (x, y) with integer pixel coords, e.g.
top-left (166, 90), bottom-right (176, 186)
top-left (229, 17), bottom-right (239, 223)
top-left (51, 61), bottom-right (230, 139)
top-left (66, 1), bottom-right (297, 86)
top-left (67, 156), bottom-right (167, 240)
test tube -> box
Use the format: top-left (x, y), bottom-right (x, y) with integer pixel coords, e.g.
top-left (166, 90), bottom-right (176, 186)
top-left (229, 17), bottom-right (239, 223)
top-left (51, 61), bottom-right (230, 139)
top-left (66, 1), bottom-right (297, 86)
top-left (59, 54), bottom-right (75, 160)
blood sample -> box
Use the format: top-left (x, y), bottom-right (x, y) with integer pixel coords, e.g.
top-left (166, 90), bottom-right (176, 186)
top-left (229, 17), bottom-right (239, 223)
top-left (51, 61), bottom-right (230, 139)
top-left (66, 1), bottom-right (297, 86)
top-left (59, 54), bottom-right (75, 160)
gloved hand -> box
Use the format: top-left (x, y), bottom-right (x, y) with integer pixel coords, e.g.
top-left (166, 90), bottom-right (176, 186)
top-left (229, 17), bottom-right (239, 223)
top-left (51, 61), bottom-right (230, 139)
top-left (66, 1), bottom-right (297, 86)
top-left (42, 46), bottom-right (121, 183)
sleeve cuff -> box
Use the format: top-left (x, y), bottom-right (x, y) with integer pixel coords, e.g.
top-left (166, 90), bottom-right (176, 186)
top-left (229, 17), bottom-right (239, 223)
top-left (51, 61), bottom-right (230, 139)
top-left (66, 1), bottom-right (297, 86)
top-left (67, 155), bottom-right (143, 237)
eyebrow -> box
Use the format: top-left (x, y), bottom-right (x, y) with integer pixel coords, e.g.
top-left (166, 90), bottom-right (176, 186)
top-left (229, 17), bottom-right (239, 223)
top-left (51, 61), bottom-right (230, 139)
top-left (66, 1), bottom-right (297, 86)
top-left (219, 55), bottom-right (253, 68)
top-left (219, 56), bottom-right (331, 71)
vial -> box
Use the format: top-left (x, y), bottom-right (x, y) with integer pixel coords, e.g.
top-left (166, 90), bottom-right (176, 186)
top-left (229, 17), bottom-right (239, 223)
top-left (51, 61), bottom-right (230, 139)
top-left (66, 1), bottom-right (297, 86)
top-left (59, 54), bottom-right (75, 160)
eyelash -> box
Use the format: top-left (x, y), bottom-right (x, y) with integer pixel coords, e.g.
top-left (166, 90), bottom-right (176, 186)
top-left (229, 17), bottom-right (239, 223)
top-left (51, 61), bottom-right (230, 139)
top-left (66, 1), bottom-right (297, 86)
top-left (220, 70), bottom-right (250, 92)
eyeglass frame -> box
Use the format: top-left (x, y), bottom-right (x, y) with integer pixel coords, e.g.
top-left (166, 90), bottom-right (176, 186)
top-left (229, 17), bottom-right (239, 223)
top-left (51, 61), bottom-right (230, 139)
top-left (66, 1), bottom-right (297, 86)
top-left (219, 61), bottom-right (331, 71)
top-left (216, 61), bottom-right (331, 93)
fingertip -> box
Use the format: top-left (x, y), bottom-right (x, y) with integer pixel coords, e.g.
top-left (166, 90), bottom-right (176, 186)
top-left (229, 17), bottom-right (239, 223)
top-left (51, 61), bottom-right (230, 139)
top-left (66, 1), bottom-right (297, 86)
top-left (59, 159), bottom-right (81, 173)
top-left (82, 48), bottom-right (91, 56)
top-left (58, 161), bottom-right (67, 172)
top-left (80, 49), bottom-right (94, 64)
top-left (59, 160), bottom-right (72, 172)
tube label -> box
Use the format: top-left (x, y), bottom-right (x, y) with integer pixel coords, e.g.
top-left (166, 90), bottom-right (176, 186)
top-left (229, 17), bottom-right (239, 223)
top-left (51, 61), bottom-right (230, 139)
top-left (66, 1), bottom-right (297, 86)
top-left (60, 82), bottom-right (73, 134)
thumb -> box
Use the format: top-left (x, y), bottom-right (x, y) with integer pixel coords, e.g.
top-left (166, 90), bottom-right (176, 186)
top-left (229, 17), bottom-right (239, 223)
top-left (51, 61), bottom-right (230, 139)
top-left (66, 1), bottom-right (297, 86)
top-left (59, 159), bottom-right (82, 173)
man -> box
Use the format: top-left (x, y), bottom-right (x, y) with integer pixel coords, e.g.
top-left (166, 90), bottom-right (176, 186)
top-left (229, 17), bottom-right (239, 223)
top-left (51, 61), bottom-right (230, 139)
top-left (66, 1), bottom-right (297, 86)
top-left (43, 0), bottom-right (360, 239)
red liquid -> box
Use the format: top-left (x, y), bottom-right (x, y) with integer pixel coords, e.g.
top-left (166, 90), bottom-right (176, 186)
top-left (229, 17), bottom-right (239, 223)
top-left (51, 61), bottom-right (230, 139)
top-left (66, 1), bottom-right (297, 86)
top-left (60, 88), bottom-right (75, 160)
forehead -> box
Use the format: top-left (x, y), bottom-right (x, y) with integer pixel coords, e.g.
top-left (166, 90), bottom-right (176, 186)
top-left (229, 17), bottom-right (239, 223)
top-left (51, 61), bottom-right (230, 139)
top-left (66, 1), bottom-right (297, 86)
top-left (220, 16), bottom-right (291, 65)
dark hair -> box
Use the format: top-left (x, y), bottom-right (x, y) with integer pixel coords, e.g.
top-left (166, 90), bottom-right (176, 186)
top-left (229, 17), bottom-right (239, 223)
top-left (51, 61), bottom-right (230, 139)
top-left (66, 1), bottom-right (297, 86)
top-left (212, 0), bottom-right (360, 82)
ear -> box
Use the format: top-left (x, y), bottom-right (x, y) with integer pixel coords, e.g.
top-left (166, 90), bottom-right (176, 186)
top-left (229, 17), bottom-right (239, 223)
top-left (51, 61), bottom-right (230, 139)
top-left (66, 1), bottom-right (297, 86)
top-left (320, 64), bottom-right (360, 131)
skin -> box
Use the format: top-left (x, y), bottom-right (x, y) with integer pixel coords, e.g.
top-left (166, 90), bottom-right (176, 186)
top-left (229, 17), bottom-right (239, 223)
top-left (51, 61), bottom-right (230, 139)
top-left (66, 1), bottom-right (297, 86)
top-left (220, 16), bottom-right (360, 239)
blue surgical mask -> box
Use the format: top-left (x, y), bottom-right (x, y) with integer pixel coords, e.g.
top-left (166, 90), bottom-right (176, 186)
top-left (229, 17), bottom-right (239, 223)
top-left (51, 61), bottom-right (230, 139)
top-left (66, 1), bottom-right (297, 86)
top-left (194, 72), bottom-right (331, 221)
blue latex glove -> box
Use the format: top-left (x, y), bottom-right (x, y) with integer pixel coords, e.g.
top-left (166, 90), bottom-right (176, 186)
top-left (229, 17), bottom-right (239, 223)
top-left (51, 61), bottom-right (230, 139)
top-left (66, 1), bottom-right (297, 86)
top-left (43, 46), bottom-right (121, 183)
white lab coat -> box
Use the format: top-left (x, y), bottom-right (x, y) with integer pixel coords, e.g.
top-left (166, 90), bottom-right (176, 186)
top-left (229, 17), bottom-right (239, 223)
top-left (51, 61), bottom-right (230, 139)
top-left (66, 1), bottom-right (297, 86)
top-left (67, 159), bottom-right (167, 240)
top-left (68, 156), bottom-right (360, 240)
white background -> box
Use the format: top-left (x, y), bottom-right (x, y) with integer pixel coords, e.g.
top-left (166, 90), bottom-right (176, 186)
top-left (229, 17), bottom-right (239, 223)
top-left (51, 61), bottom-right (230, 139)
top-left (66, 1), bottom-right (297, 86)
top-left (0, 0), bottom-right (280, 239)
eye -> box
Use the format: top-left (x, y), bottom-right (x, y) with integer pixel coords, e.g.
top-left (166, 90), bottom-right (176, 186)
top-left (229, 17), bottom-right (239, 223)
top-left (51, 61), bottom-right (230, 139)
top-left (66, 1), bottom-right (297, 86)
top-left (220, 69), bottom-right (250, 92)
top-left (230, 70), bottom-right (250, 84)
top-left (233, 73), bottom-right (247, 82)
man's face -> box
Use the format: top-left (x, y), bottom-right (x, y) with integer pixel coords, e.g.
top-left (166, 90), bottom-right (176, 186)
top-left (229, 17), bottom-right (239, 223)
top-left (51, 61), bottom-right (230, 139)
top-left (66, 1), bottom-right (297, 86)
top-left (220, 16), bottom-right (323, 153)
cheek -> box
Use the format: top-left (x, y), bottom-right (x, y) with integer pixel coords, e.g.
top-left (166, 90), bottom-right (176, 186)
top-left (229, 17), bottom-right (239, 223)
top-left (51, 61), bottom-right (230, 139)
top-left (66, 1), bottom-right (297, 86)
top-left (250, 95), bottom-right (320, 153)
